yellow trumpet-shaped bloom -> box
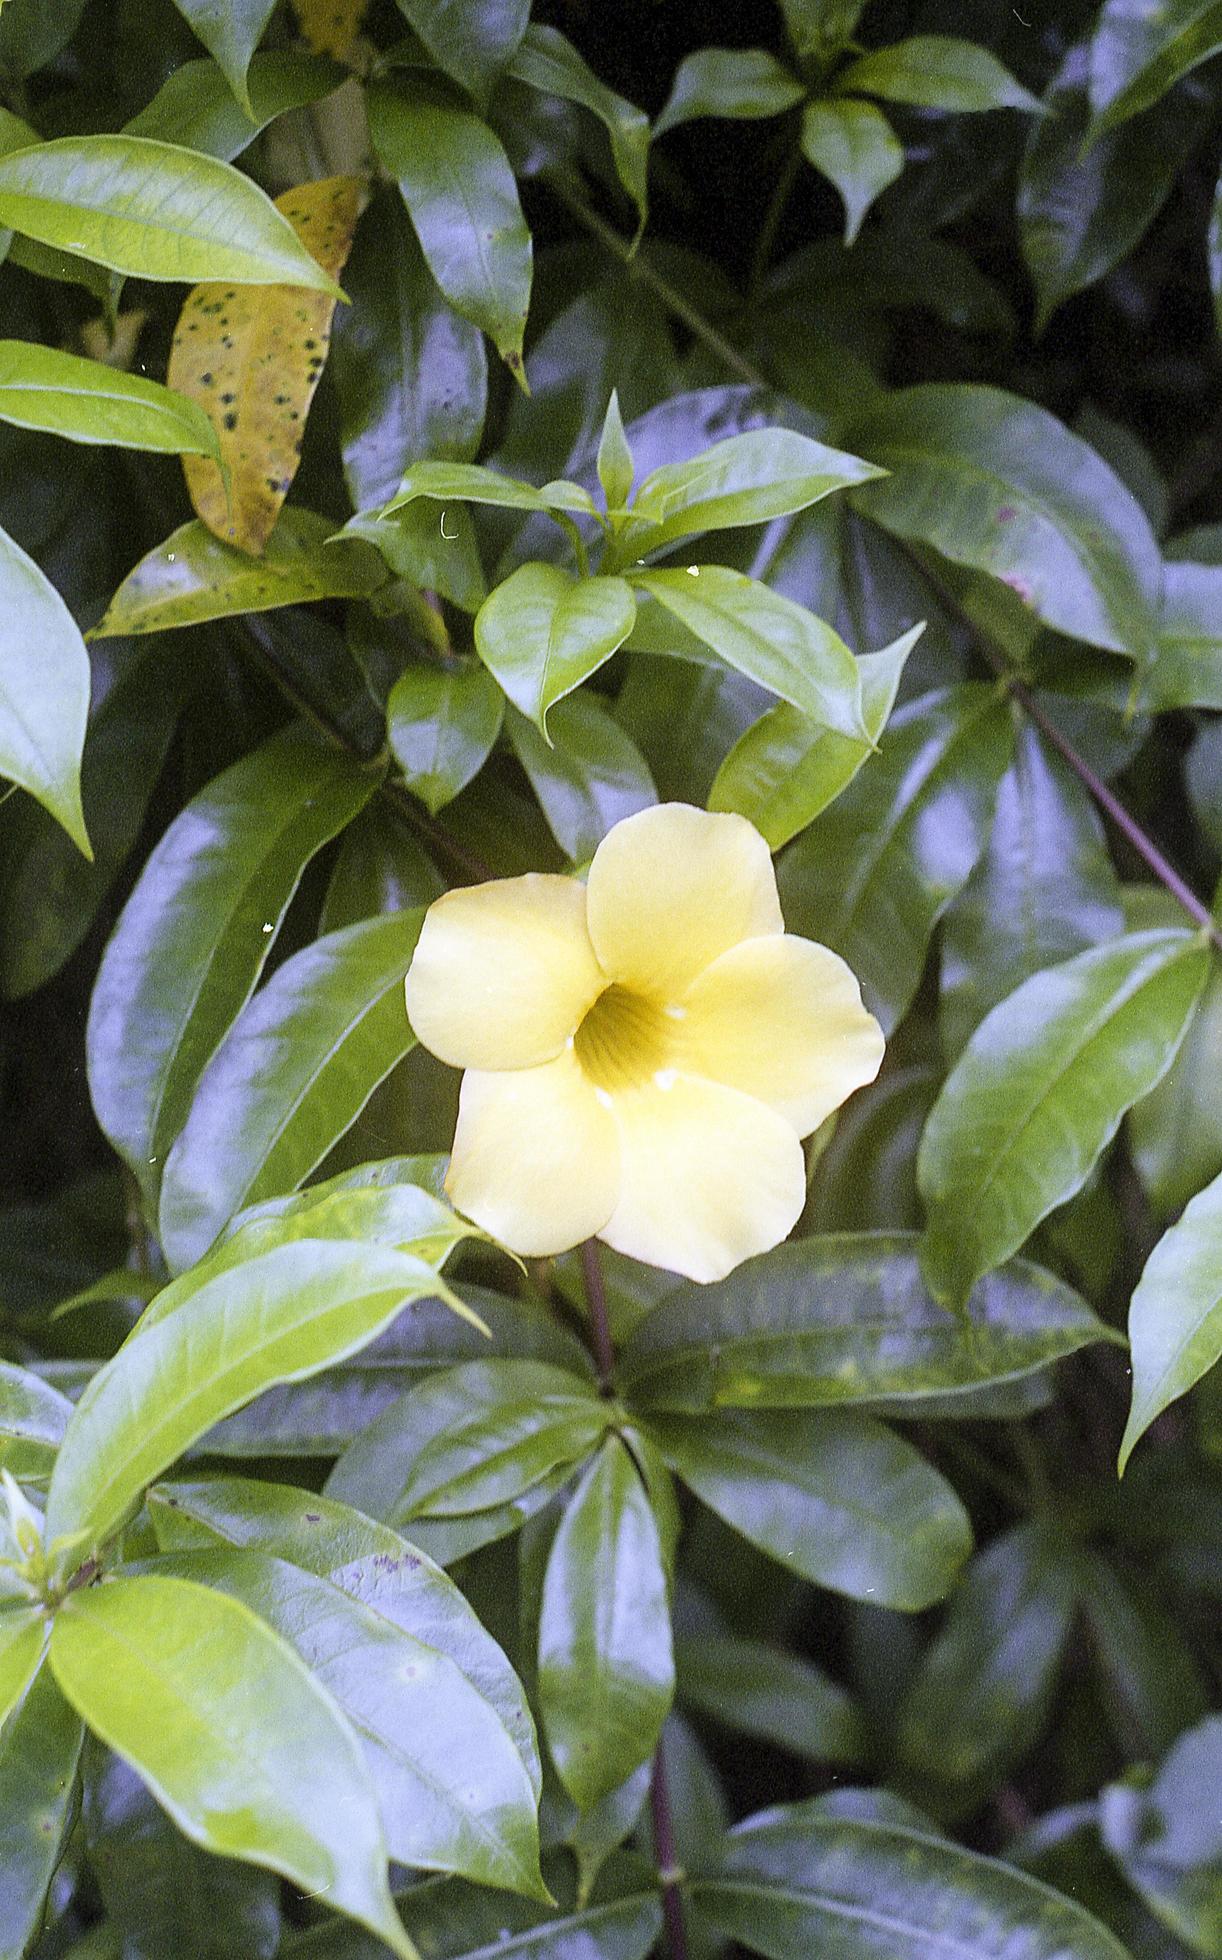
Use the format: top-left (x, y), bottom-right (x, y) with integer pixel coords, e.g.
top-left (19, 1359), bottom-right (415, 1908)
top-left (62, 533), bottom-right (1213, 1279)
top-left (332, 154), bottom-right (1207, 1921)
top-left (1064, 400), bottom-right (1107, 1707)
top-left (405, 803), bottom-right (884, 1284)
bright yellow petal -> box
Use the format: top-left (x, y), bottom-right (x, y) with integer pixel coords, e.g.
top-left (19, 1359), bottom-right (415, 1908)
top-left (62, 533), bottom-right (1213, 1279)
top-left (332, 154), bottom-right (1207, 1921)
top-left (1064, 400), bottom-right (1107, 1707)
top-left (679, 934), bottom-right (884, 1136)
top-left (585, 803), bottom-right (783, 997)
top-left (446, 1052), bottom-right (620, 1255)
top-left (599, 1074), bottom-right (805, 1284)
top-left (405, 873), bottom-right (605, 1070)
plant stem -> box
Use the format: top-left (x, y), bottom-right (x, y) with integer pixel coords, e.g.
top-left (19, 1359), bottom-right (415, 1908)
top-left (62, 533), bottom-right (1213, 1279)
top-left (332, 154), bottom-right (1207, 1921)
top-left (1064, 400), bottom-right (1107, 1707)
top-left (748, 138), bottom-right (803, 308)
top-left (650, 1735), bottom-right (690, 1960)
top-left (579, 1238), bottom-right (615, 1388)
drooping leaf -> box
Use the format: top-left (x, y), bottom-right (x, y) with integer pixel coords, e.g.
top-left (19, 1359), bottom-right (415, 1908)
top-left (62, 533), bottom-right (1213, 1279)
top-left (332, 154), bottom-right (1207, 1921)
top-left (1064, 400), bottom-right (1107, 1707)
top-left (126, 52), bottom-right (345, 162)
top-left (169, 0), bottom-right (278, 116)
top-left (654, 48), bottom-right (806, 134)
top-left (506, 692), bottom-right (656, 862)
top-left (837, 36), bottom-right (1043, 112)
top-left (1120, 1168), bottom-right (1222, 1471)
top-left (508, 26), bottom-right (650, 234)
top-left (0, 520), bottom-right (90, 857)
top-left (676, 1633), bottom-right (865, 1765)
top-left (476, 564), bottom-right (636, 732)
top-left (0, 1664), bottom-right (84, 1960)
top-left (800, 99), bottom-right (904, 245)
top-left (171, 176), bottom-right (360, 553)
top-left (918, 930), bottom-right (1210, 1314)
top-left (394, 0), bottom-right (530, 101)
top-left (0, 340), bottom-right (219, 457)
top-left (388, 661), bottom-right (504, 814)
top-left (1089, 0), bottom-right (1222, 133)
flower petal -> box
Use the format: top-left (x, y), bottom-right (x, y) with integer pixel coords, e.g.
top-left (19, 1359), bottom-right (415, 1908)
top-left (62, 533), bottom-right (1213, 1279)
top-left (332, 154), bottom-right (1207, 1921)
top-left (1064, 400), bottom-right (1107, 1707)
top-left (679, 934), bottom-right (885, 1136)
top-left (406, 873), bottom-right (605, 1070)
top-left (447, 1052), bottom-right (620, 1255)
top-left (600, 1074), bottom-right (805, 1284)
top-left (586, 803), bottom-right (783, 997)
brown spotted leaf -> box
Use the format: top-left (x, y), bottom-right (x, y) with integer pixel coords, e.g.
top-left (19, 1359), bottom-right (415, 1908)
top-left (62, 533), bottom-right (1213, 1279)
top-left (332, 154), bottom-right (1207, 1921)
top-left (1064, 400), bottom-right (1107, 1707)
top-left (170, 175), bottom-right (361, 556)
top-left (291, 0), bottom-right (368, 58)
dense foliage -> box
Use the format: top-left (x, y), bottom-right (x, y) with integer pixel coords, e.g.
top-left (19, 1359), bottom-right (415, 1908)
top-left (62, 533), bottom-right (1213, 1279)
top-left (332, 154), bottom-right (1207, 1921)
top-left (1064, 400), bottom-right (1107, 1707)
top-left (1, 0), bottom-right (1221, 1955)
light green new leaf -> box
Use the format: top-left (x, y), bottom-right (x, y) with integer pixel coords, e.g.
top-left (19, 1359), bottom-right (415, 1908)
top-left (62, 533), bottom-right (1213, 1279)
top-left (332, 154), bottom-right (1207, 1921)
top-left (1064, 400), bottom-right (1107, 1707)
top-left (655, 47), bottom-right (806, 134)
top-left (0, 340), bottom-right (219, 457)
top-left (126, 52), bottom-right (345, 162)
top-left (838, 36), bottom-right (1043, 112)
top-left (800, 99), bottom-right (904, 245)
top-left (626, 427), bottom-right (882, 551)
top-left (44, 1238), bottom-right (458, 1556)
top-left (378, 458), bottom-right (598, 521)
top-left (509, 26), bottom-right (650, 233)
top-left (169, 0), bottom-right (278, 116)
top-left (1090, 0), bottom-right (1222, 134)
top-left (0, 522), bottom-right (90, 857)
top-left (619, 1233), bottom-right (1117, 1414)
top-left (0, 1611), bottom-right (45, 1729)
top-left (157, 912), bottom-right (425, 1272)
top-left (395, 0), bottom-right (529, 101)
top-left (633, 569), bottom-right (865, 737)
top-left (49, 1576), bottom-right (412, 1957)
top-left (539, 1438), bottom-right (674, 1810)
top-left (0, 1663), bottom-right (84, 1960)
top-left (476, 564), bottom-right (636, 732)
top-left (507, 693), bottom-right (656, 863)
top-left (388, 662), bottom-right (504, 814)
top-left (368, 76), bottom-right (532, 377)
top-left (710, 626), bottom-right (919, 848)
top-left (849, 384), bottom-right (1163, 660)
top-left (1120, 1169), bottom-right (1222, 1470)
top-left (86, 724), bottom-right (375, 1210)
top-left (652, 1407), bottom-right (971, 1610)
top-left (677, 1634), bottom-right (865, 1765)
top-left (91, 512), bottom-right (384, 638)
top-left (0, 137), bottom-right (341, 291)
top-left (597, 392), bottom-right (635, 512)
top-left (919, 930), bottom-right (1210, 1314)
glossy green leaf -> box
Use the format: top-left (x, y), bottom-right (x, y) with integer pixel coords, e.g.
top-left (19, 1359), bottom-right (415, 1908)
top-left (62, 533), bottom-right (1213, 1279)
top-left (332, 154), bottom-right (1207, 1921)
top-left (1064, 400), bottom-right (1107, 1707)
top-left (369, 75), bottom-right (532, 377)
top-left (1143, 559), bottom-right (1222, 710)
top-left (691, 1800), bottom-right (1130, 1959)
top-left (918, 930), bottom-right (1210, 1314)
top-left (1100, 1717), bottom-right (1222, 1951)
top-left (169, 0), bottom-right (277, 116)
top-left (49, 1576), bottom-right (411, 1956)
top-left (476, 564), bottom-right (636, 732)
top-left (1076, 1550), bottom-right (1207, 1758)
top-left (91, 511), bottom-right (384, 637)
top-left (44, 1238), bottom-right (461, 1557)
top-left (940, 719), bottom-right (1125, 1059)
top-left (379, 458), bottom-right (597, 522)
top-left (1090, 0), bottom-right (1222, 133)
top-left (0, 137), bottom-right (341, 292)
top-left (849, 385), bottom-right (1163, 659)
top-left (389, 661), bottom-right (504, 814)
top-left (1127, 886), bottom-right (1222, 1217)
top-left (85, 724), bottom-right (375, 1209)
top-left (126, 52), bottom-right (345, 161)
top-left (321, 805), bottom-right (444, 931)
top-left (652, 1407), bottom-right (971, 1610)
top-left (0, 1612), bottom-right (45, 1729)
top-left (838, 37), bottom-right (1042, 112)
top-left (709, 625), bottom-right (919, 848)
top-left (677, 1633), bottom-right (865, 1764)
top-left (146, 1546), bottom-right (544, 1896)
top-left (619, 1233), bottom-right (1117, 1414)
top-left (157, 912), bottom-right (424, 1271)
top-left (800, 99), bottom-right (904, 245)
top-left (539, 1438), bottom-right (674, 1809)
top-left (509, 26), bottom-right (650, 232)
top-left (597, 392), bottom-right (635, 513)
top-left (633, 569), bottom-right (865, 737)
top-left (1120, 1168), bottom-right (1222, 1470)
top-left (395, 0), bottom-right (529, 101)
top-left (779, 684), bottom-right (1014, 1034)
top-left (0, 521), bottom-right (90, 857)
top-left (506, 693), bottom-right (656, 862)
top-left (285, 1867), bottom-right (663, 1959)
top-left (655, 48), bottom-right (805, 134)
top-left (0, 1663), bottom-right (84, 1960)
top-left (625, 427), bottom-right (883, 552)
top-left (0, 340), bottom-right (219, 456)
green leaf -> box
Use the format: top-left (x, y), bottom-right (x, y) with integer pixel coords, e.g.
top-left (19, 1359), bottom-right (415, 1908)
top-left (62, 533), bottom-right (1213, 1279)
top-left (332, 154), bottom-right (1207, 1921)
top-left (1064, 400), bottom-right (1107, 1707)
top-left (800, 99), bottom-right (904, 246)
top-left (618, 1233), bottom-right (1118, 1414)
top-left (389, 661), bottom-right (504, 814)
top-left (321, 805), bottom-right (444, 932)
top-left (632, 569), bottom-right (866, 737)
top-left (145, 1546), bottom-right (544, 1897)
top-left (85, 724), bottom-right (375, 1210)
top-left (539, 1438), bottom-right (674, 1810)
top-left (709, 625), bottom-right (919, 849)
top-left (838, 36), bottom-right (1043, 112)
top-left (0, 1360), bottom-right (73, 1480)
top-left (126, 52), bottom-right (345, 162)
top-left (626, 427), bottom-right (883, 552)
top-left (91, 511), bottom-right (384, 637)
top-left (690, 1800), bottom-right (1130, 1959)
top-left (169, 0), bottom-right (277, 116)
top-left (918, 930), bottom-right (1210, 1314)
top-left (476, 565), bottom-right (636, 733)
top-left (651, 1408), bottom-right (971, 1610)
top-left (0, 1611), bottom-right (45, 1728)
top-left (508, 26), bottom-right (650, 234)
top-left (49, 1576), bottom-right (411, 1957)
top-left (286, 1868), bottom-right (663, 1960)
top-left (654, 48), bottom-right (806, 134)
top-left (157, 912), bottom-right (425, 1271)
top-left (378, 458), bottom-right (597, 522)
top-left (1143, 559), bottom-right (1222, 710)
top-left (0, 1664), bottom-right (84, 1960)
top-left (0, 521), bottom-right (90, 857)
top-left (506, 693), bottom-right (656, 863)
top-left (395, 0), bottom-right (529, 101)
top-left (368, 75), bottom-right (532, 378)
top-left (0, 0), bottom-right (88, 78)
top-left (779, 684), bottom-right (1014, 1034)
top-left (0, 340), bottom-right (219, 457)
top-left (1090, 0), bottom-right (1222, 134)
top-left (676, 1633), bottom-right (865, 1765)
top-left (1100, 1717), bottom-right (1222, 1951)
top-left (0, 137), bottom-right (342, 292)
top-left (849, 385), bottom-right (1163, 659)
top-left (597, 391), bottom-right (635, 513)
top-left (1127, 887), bottom-right (1222, 1216)
top-left (1075, 1550), bottom-right (1207, 1758)
top-left (939, 719), bottom-right (1125, 1060)
top-left (43, 1238), bottom-right (460, 1557)
top-left (1120, 1168), bottom-right (1222, 1470)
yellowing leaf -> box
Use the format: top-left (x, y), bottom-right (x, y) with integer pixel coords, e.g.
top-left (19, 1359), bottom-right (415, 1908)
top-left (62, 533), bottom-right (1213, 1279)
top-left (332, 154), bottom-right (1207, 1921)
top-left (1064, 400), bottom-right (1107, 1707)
top-left (170, 175), bottom-right (361, 555)
top-left (291, 0), bottom-right (368, 59)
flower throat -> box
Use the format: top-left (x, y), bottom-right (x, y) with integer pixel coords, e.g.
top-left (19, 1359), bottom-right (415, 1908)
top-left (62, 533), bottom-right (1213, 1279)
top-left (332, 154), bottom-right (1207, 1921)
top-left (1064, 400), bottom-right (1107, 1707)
top-left (573, 984), bottom-right (673, 1092)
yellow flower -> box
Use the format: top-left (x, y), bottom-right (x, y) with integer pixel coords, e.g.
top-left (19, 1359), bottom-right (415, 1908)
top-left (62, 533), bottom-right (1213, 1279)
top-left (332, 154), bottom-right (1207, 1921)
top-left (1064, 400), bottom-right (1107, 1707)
top-left (405, 803), bottom-right (884, 1284)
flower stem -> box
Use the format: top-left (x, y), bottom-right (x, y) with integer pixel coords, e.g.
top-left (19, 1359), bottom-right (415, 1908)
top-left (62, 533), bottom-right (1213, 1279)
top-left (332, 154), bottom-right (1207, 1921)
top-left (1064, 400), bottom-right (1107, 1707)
top-left (650, 1734), bottom-right (690, 1960)
top-left (579, 1238), bottom-right (615, 1388)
